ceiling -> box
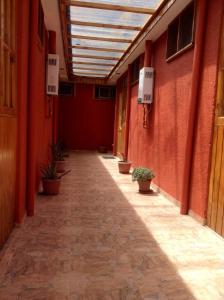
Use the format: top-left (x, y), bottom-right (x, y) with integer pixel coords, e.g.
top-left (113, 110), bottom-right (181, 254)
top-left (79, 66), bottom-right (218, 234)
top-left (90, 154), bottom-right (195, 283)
top-left (42, 0), bottom-right (192, 84)
top-left (59, 0), bottom-right (163, 80)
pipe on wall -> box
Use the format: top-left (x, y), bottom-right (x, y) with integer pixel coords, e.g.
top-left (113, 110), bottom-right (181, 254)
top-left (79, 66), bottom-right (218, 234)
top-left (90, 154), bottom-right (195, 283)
top-left (180, 0), bottom-right (208, 214)
top-left (144, 40), bottom-right (153, 67)
top-left (124, 64), bottom-right (132, 158)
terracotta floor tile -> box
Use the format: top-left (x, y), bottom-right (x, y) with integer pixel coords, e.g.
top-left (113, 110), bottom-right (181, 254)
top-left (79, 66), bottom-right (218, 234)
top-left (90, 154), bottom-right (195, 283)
top-left (0, 152), bottom-right (224, 299)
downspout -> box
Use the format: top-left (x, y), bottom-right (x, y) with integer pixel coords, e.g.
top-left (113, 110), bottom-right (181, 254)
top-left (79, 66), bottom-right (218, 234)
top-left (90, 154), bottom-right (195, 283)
top-left (180, 0), bottom-right (208, 214)
top-left (48, 31), bottom-right (58, 144)
top-left (27, 0), bottom-right (37, 216)
top-left (144, 40), bottom-right (153, 67)
top-left (124, 64), bottom-right (132, 158)
top-left (113, 81), bottom-right (120, 156)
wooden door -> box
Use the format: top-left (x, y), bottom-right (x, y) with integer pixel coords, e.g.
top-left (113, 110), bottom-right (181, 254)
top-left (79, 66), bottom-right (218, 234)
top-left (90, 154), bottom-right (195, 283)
top-left (207, 19), bottom-right (224, 237)
top-left (0, 0), bottom-right (17, 248)
top-left (117, 78), bottom-right (127, 156)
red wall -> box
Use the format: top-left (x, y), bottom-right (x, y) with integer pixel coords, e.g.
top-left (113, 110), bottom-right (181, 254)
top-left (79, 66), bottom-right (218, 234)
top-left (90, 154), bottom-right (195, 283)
top-left (59, 83), bottom-right (115, 151)
top-left (16, 0), bottom-right (30, 223)
top-left (125, 0), bottom-right (223, 219)
top-left (129, 35), bottom-right (193, 201)
top-left (17, 0), bottom-right (55, 218)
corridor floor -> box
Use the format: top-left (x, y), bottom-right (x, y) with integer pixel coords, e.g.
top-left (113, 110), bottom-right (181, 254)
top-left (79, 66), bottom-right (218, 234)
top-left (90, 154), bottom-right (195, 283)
top-left (0, 152), bottom-right (224, 300)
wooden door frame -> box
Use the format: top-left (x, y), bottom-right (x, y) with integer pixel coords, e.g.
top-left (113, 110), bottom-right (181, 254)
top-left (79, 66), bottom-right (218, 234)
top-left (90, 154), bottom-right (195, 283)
top-left (207, 11), bottom-right (224, 235)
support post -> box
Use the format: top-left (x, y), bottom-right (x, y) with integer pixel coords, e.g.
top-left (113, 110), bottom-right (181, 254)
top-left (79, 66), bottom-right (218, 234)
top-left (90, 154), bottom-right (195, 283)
top-left (180, 0), bottom-right (208, 214)
top-left (124, 64), bottom-right (132, 159)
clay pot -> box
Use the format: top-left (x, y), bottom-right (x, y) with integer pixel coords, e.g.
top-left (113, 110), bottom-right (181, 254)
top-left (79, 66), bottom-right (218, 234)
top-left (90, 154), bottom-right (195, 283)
top-left (98, 146), bottom-right (108, 153)
top-left (138, 180), bottom-right (152, 193)
top-left (42, 179), bottom-right (61, 195)
top-left (118, 161), bottom-right (132, 174)
top-left (56, 160), bottom-right (66, 173)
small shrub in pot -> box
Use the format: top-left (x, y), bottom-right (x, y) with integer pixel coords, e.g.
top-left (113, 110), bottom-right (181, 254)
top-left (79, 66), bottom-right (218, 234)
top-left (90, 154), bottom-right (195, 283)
top-left (41, 162), bottom-right (61, 195)
top-left (132, 167), bottom-right (155, 193)
top-left (51, 142), bottom-right (67, 173)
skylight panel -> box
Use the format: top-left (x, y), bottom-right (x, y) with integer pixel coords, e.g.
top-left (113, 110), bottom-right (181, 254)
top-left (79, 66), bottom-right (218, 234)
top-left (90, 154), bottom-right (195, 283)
top-left (61, 0), bottom-right (163, 78)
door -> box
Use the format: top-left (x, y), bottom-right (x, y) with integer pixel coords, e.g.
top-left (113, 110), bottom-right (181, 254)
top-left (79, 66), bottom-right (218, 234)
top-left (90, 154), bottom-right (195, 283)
top-left (0, 0), bottom-right (17, 248)
top-left (207, 18), bottom-right (224, 237)
top-left (117, 78), bottom-right (127, 156)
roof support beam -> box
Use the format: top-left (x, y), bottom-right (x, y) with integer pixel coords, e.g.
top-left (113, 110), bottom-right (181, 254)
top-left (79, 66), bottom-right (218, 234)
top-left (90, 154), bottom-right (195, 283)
top-left (71, 45), bottom-right (124, 53)
top-left (69, 34), bottom-right (132, 43)
top-left (71, 54), bottom-right (119, 60)
top-left (69, 20), bottom-right (141, 31)
top-left (69, 61), bottom-right (116, 67)
top-left (73, 67), bottom-right (110, 72)
top-left (68, 1), bottom-right (155, 14)
top-left (74, 72), bottom-right (107, 76)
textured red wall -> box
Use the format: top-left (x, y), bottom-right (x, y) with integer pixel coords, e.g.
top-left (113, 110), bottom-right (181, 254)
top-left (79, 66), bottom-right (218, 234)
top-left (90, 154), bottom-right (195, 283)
top-left (129, 36), bottom-right (193, 201)
top-left (16, 0), bottom-right (54, 219)
top-left (16, 0), bottom-right (30, 222)
top-left (127, 0), bottom-right (223, 219)
top-left (59, 83), bottom-right (115, 151)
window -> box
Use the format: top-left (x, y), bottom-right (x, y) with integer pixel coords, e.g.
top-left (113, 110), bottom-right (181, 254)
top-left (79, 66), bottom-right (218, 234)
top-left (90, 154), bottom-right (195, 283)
top-left (131, 57), bottom-right (140, 83)
top-left (95, 86), bottom-right (116, 100)
top-left (59, 82), bottom-right (75, 96)
top-left (166, 1), bottom-right (195, 60)
top-left (38, 0), bottom-right (44, 44)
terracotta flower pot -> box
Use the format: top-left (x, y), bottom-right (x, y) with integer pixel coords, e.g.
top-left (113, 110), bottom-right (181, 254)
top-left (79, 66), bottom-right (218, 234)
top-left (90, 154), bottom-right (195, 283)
top-left (42, 179), bottom-right (61, 195)
top-left (56, 160), bottom-right (66, 173)
top-left (118, 161), bottom-right (132, 174)
top-left (98, 146), bottom-right (108, 153)
top-left (138, 180), bottom-right (152, 193)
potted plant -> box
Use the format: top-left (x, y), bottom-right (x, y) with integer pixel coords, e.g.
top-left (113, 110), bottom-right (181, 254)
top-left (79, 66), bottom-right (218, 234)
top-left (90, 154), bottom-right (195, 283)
top-left (132, 167), bottom-right (155, 193)
top-left (118, 153), bottom-right (132, 174)
top-left (51, 142), bottom-right (66, 173)
top-left (41, 162), bottom-right (61, 195)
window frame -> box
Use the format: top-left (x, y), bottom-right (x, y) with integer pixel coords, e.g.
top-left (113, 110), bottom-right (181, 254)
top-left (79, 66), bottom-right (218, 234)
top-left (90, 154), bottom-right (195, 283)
top-left (131, 56), bottom-right (140, 85)
top-left (94, 85), bottom-right (116, 101)
top-left (166, 1), bottom-right (195, 62)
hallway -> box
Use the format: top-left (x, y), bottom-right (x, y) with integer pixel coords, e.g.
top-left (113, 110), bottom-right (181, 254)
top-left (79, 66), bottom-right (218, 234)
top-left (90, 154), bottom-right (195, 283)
top-left (0, 152), bottom-right (224, 300)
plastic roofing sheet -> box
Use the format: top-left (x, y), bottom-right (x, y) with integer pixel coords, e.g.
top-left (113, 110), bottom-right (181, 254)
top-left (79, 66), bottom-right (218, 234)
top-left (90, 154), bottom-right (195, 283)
top-left (72, 48), bottom-right (123, 58)
top-left (69, 0), bottom-right (163, 77)
top-left (71, 25), bottom-right (137, 39)
top-left (73, 64), bottom-right (113, 70)
top-left (70, 7), bottom-right (149, 26)
top-left (71, 39), bottom-right (128, 50)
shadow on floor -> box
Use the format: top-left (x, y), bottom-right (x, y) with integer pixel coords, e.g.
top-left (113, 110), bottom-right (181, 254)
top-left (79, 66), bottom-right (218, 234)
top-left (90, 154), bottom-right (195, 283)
top-left (0, 152), bottom-right (198, 299)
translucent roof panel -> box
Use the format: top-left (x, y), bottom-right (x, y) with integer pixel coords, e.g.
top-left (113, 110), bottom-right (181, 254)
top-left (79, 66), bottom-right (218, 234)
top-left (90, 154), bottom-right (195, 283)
top-left (71, 39), bottom-right (128, 51)
top-left (73, 64), bottom-right (113, 71)
top-left (72, 48), bottom-right (122, 59)
top-left (70, 7), bottom-right (148, 27)
top-left (71, 25), bottom-right (136, 40)
top-left (72, 57), bottom-right (117, 65)
top-left (68, 0), bottom-right (163, 77)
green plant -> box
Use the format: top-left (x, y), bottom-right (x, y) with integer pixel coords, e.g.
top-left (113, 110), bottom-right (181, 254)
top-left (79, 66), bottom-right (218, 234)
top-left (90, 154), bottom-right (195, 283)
top-left (132, 167), bottom-right (155, 182)
top-left (51, 142), bottom-right (66, 161)
top-left (41, 162), bottom-right (59, 180)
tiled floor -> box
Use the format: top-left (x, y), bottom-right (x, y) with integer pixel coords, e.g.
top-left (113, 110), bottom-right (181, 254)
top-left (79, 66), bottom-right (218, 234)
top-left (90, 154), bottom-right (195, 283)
top-left (0, 152), bottom-right (224, 300)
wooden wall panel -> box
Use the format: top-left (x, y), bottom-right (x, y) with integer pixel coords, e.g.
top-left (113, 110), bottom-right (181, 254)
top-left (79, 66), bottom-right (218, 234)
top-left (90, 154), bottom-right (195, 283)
top-left (207, 16), bottom-right (224, 237)
top-left (0, 0), bottom-right (17, 248)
